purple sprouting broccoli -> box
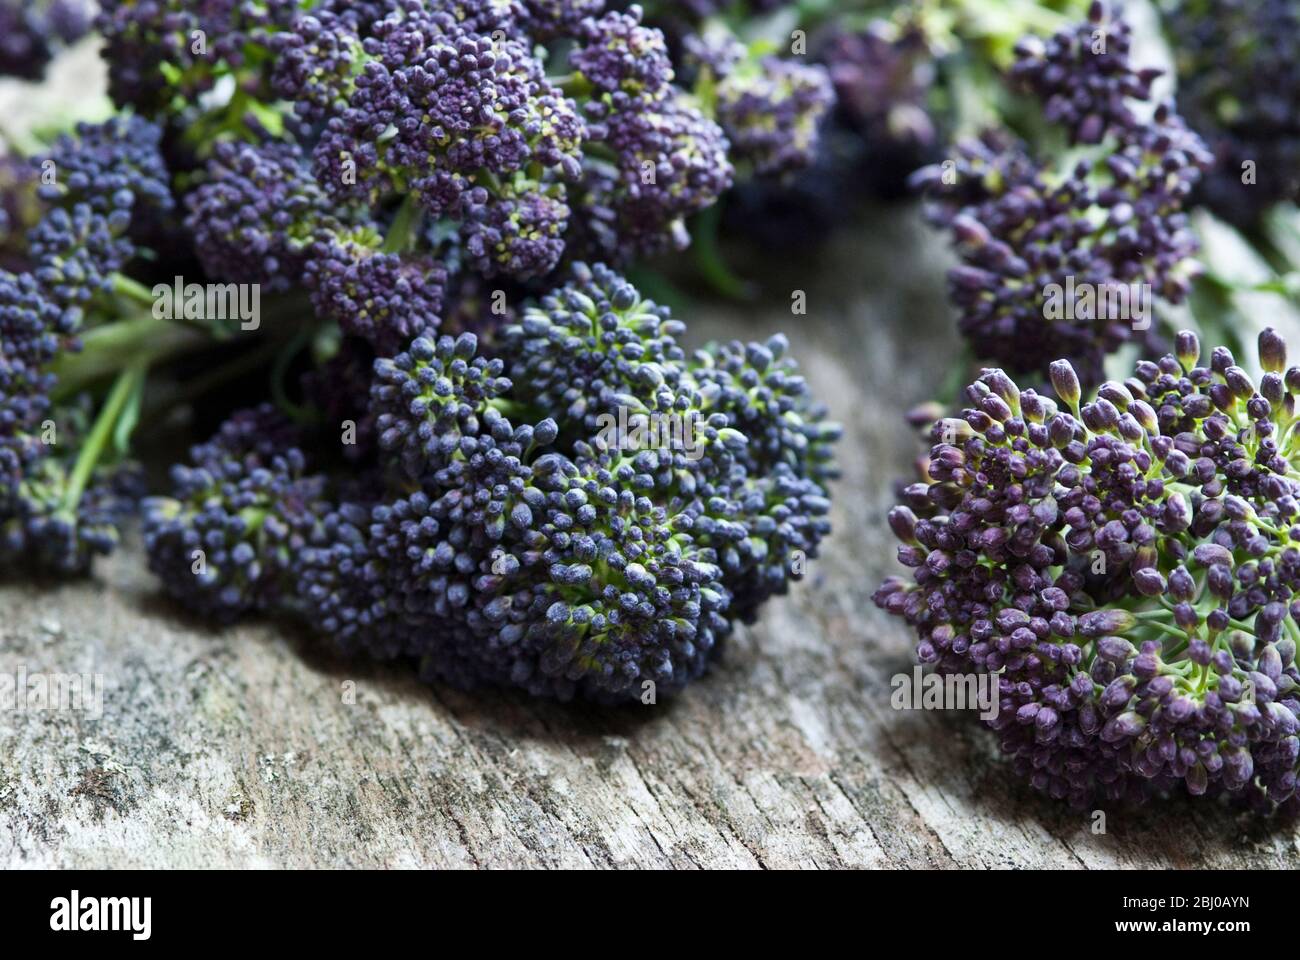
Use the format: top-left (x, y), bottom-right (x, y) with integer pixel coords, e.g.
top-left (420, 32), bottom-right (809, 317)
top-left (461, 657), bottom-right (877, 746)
top-left (0, 0), bottom-right (93, 81)
top-left (686, 26), bottom-right (834, 180)
top-left (910, 2), bottom-right (1211, 385)
top-left (877, 327), bottom-right (1300, 815)
top-left (148, 265), bottom-right (839, 703)
top-left (1162, 0), bottom-right (1300, 223)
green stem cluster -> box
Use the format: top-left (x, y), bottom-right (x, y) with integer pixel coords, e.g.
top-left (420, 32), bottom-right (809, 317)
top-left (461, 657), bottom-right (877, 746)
top-left (61, 361), bottom-right (146, 512)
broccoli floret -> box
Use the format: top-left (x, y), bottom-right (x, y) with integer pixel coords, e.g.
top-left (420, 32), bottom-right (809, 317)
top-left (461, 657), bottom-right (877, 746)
top-left (910, 2), bottom-right (1211, 385)
top-left (148, 265), bottom-right (838, 702)
top-left (0, 117), bottom-right (172, 575)
top-left (876, 326), bottom-right (1300, 813)
top-left (142, 406), bottom-right (329, 622)
top-left (686, 25), bottom-right (834, 180)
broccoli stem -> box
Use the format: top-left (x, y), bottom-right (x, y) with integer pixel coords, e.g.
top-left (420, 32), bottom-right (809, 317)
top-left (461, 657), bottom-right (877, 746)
top-left (49, 290), bottom-right (314, 400)
top-left (60, 360), bottom-right (146, 513)
top-left (49, 312), bottom-right (209, 401)
top-left (487, 398), bottom-right (532, 419)
top-left (270, 326), bottom-right (318, 425)
top-left (141, 335), bottom-right (286, 419)
top-left (381, 193), bottom-right (424, 254)
top-left (111, 273), bottom-right (159, 307)
top-left (549, 72), bottom-right (593, 99)
top-left (691, 202), bottom-right (755, 301)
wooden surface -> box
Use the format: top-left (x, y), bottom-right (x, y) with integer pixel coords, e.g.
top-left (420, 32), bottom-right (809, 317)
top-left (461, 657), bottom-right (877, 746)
top-left (4, 46), bottom-right (1300, 871)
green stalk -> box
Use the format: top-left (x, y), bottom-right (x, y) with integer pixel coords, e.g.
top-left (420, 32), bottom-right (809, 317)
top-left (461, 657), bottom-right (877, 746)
top-left (111, 273), bottom-right (160, 307)
top-left (61, 361), bottom-right (146, 512)
top-left (549, 72), bottom-right (594, 99)
top-left (1139, 620), bottom-right (1188, 642)
top-left (488, 398), bottom-right (534, 420)
top-left (49, 312), bottom-right (208, 401)
top-left (270, 327), bottom-right (317, 425)
top-left (692, 202), bottom-right (755, 301)
top-left (381, 193), bottom-right (424, 254)
top-left (141, 336), bottom-right (286, 419)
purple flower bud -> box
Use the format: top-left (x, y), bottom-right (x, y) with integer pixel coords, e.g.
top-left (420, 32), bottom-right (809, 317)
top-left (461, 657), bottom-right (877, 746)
top-left (1268, 702), bottom-right (1299, 736)
top-left (1050, 360), bottom-right (1081, 408)
top-left (1192, 543), bottom-right (1233, 568)
top-left (1217, 675), bottom-right (1242, 701)
top-left (1097, 635), bottom-right (1135, 662)
top-left (983, 369), bottom-right (1021, 411)
top-left (1211, 345), bottom-right (1236, 375)
top-left (1277, 638), bottom-right (1296, 668)
top-left (1251, 671), bottom-right (1278, 703)
top-left (1049, 612), bottom-right (1076, 638)
top-left (1259, 327), bottom-right (1287, 373)
top-left (1173, 603), bottom-right (1199, 629)
top-left (1101, 676), bottom-right (1136, 711)
top-left (1128, 399), bottom-right (1158, 434)
top-left (1262, 372), bottom-right (1285, 405)
top-left (1097, 381), bottom-right (1132, 410)
top-left (1168, 564), bottom-right (1195, 599)
top-left (1101, 711), bottom-right (1146, 743)
top-left (995, 608), bottom-right (1031, 633)
top-left (1082, 398), bottom-right (1120, 432)
top-left (1133, 653), bottom-right (1159, 679)
top-left (1223, 749), bottom-right (1253, 786)
top-left (887, 506), bottom-right (918, 543)
top-left (1175, 330), bottom-right (1200, 370)
top-left (1186, 639), bottom-right (1211, 666)
top-left (1079, 609), bottom-right (1136, 636)
top-left (1144, 676), bottom-right (1174, 700)
top-left (1132, 567), bottom-right (1165, 596)
top-left (1224, 365), bottom-right (1255, 400)
top-left (1162, 494), bottom-right (1191, 532)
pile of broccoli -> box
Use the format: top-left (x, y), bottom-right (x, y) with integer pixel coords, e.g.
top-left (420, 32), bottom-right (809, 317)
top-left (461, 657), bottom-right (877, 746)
top-left (6, 0), bottom-right (1300, 812)
top-left (873, 2), bottom-right (1300, 814)
top-left (144, 265), bottom-right (838, 702)
top-left (0, 0), bottom-right (841, 704)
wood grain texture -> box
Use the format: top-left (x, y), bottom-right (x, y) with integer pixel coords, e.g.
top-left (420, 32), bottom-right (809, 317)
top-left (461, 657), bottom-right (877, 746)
top-left (3, 216), bottom-right (1298, 869)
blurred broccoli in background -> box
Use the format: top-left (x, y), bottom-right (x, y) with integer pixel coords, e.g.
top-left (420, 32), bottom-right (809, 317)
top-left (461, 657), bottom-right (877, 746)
top-left (1161, 0), bottom-right (1300, 226)
top-left (0, 0), bottom-right (93, 81)
top-left (912, 2), bottom-right (1210, 385)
